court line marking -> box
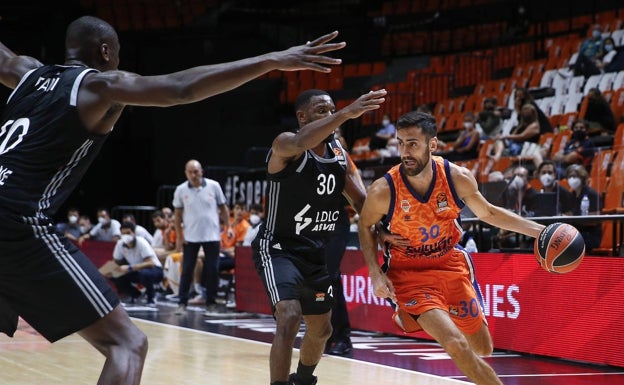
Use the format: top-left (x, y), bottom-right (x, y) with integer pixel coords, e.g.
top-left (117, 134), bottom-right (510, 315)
top-left (132, 318), bottom-right (472, 384)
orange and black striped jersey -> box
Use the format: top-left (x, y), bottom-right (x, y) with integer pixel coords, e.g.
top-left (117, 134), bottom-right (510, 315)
top-left (381, 156), bottom-right (465, 271)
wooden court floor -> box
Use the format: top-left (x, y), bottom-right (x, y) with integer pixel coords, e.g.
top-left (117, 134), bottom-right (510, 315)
top-left (2, 302), bottom-right (624, 385)
top-left (0, 316), bottom-right (470, 385)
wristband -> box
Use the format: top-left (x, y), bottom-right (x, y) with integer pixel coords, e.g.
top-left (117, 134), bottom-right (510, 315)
top-left (128, 264), bottom-right (133, 272)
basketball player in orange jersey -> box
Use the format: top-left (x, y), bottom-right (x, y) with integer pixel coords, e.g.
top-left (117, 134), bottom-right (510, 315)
top-left (358, 111), bottom-right (545, 385)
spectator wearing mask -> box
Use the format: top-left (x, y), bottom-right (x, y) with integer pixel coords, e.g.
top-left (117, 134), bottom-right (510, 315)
top-left (78, 208), bottom-right (121, 246)
top-left (536, 160), bottom-right (573, 215)
top-left (436, 112), bottom-right (480, 161)
top-left (494, 103), bottom-right (541, 158)
top-left (370, 113), bottom-right (396, 150)
top-left (242, 204), bottom-right (264, 247)
top-left (108, 221), bottom-right (164, 306)
top-left (477, 97), bottom-right (505, 139)
top-left (122, 213), bottom-right (154, 245)
top-left (552, 119), bottom-right (596, 176)
top-left (57, 207), bottom-right (82, 242)
top-left (565, 164), bottom-right (602, 251)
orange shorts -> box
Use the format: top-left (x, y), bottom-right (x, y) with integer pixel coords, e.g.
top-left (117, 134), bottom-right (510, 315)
top-left (389, 252), bottom-right (486, 335)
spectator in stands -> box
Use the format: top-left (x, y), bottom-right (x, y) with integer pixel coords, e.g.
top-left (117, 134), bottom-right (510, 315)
top-left (151, 209), bottom-right (177, 263)
top-left (493, 103), bottom-right (541, 159)
top-left (435, 112), bottom-right (480, 161)
top-left (78, 208), bottom-right (121, 245)
top-left (108, 221), bottom-right (163, 306)
top-left (173, 159), bottom-right (230, 316)
top-left (513, 87), bottom-right (552, 134)
top-left (574, 37), bottom-right (620, 78)
top-left (578, 25), bottom-right (604, 63)
top-left (369, 113), bottom-right (396, 150)
top-left (220, 200), bottom-right (250, 258)
top-left (242, 203), bottom-right (264, 247)
top-left (535, 160), bottom-right (574, 215)
top-left (161, 206), bottom-right (174, 222)
top-left (416, 104), bottom-right (433, 114)
top-left (565, 164), bottom-right (603, 251)
top-left (496, 165), bottom-right (540, 249)
top-left (122, 213), bottom-right (154, 245)
top-left (551, 119), bottom-right (596, 176)
top-left (583, 88), bottom-right (616, 135)
top-left (56, 207), bottom-right (82, 242)
top-left (501, 165), bottom-right (539, 216)
top-left (78, 215), bottom-right (92, 238)
top-left (477, 97), bottom-right (503, 139)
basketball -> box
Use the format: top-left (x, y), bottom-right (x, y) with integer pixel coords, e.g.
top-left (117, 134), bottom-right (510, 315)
top-left (534, 223), bottom-right (585, 274)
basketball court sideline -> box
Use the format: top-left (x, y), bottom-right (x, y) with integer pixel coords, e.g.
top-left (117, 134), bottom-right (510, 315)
top-left (1, 302), bottom-right (623, 385)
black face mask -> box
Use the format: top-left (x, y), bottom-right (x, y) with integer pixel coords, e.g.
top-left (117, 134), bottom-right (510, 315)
top-left (572, 130), bottom-right (586, 141)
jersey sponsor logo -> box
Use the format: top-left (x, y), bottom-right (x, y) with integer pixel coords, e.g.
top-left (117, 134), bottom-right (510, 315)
top-left (400, 199), bottom-right (411, 213)
top-left (436, 192), bottom-right (449, 212)
top-left (404, 236), bottom-right (454, 259)
top-left (294, 204), bottom-right (340, 234)
top-left (0, 165), bottom-right (12, 185)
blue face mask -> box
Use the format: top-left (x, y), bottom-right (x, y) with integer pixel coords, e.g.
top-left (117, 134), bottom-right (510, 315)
top-left (592, 30), bottom-right (601, 38)
top-left (605, 44), bottom-right (614, 52)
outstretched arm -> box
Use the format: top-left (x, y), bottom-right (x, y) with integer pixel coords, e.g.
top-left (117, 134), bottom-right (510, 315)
top-left (82, 31), bottom-right (346, 108)
top-left (0, 42), bottom-right (43, 89)
top-left (269, 89), bottom-right (387, 173)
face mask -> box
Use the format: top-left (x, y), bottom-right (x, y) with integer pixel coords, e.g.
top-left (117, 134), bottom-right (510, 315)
top-left (98, 216), bottom-right (109, 225)
top-left (382, 119), bottom-right (390, 126)
top-left (540, 174), bottom-right (555, 187)
top-left (79, 226), bottom-right (88, 234)
top-left (572, 130), bottom-right (586, 141)
top-left (605, 44), bottom-right (614, 52)
top-left (510, 175), bottom-right (525, 190)
top-left (68, 215), bottom-right (78, 224)
top-left (463, 122), bottom-right (473, 130)
top-left (567, 176), bottom-right (581, 190)
top-left (121, 234), bottom-right (134, 245)
top-left (249, 214), bottom-right (261, 226)
top-left (592, 30), bottom-right (601, 38)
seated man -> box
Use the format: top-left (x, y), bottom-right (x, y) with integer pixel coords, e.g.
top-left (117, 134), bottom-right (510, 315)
top-left (107, 221), bottom-right (164, 306)
top-left (78, 208), bottom-right (121, 245)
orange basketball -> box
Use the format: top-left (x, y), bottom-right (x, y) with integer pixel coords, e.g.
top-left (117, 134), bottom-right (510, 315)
top-left (534, 223), bottom-right (585, 274)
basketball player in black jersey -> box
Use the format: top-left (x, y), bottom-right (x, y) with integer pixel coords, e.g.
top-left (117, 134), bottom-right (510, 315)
top-left (251, 88), bottom-right (386, 385)
top-left (0, 16), bottom-right (346, 385)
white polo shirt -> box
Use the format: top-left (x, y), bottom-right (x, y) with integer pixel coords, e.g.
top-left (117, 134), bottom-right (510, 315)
top-left (172, 178), bottom-right (226, 242)
top-left (113, 236), bottom-right (162, 268)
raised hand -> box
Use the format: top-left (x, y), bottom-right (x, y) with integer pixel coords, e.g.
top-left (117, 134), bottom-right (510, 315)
top-left (271, 31), bottom-right (346, 72)
top-left (341, 89), bottom-right (388, 119)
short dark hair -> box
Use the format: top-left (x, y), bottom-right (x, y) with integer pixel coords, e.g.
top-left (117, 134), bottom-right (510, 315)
top-left (294, 89), bottom-right (330, 112)
top-left (152, 210), bottom-right (165, 219)
top-left (396, 111), bottom-right (437, 138)
top-left (120, 221), bottom-right (136, 232)
top-left (537, 160), bottom-right (556, 174)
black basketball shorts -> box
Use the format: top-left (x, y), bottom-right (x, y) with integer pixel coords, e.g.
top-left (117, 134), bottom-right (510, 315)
top-left (0, 219), bottom-right (119, 342)
top-left (253, 247), bottom-right (334, 316)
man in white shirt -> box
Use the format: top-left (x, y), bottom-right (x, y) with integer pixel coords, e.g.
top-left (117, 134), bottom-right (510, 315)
top-left (122, 213), bottom-right (154, 244)
top-left (109, 222), bottom-right (163, 306)
top-left (173, 159), bottom-right (230, 315)
top-left (78, 208), bottom-right (121, 245)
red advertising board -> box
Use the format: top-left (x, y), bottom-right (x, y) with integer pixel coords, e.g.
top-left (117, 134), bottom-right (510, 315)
top-left (235, 246), bottom-right (624, 367)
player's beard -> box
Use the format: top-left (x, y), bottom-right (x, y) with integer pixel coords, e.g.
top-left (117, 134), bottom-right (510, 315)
top-left (401, 148), bottom-right (430, 176)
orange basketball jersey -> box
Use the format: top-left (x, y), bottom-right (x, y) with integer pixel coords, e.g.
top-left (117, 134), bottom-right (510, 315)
top-left (382, 156), bottom-right (465, 272)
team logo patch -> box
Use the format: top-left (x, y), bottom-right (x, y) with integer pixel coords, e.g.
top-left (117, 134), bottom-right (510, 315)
top-left (436, 192), bottom-right (449, 211)
top-left (449, 305), bottom-right (459, 316)
top-left (315, 292), bottom-right (326, 302)
top-left (332, 147), bottom-right (344, 157)
top-left (400, 199), bottom-right (411, 213)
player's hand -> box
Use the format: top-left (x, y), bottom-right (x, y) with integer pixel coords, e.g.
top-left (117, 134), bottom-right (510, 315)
top-left (271, 31), bottom-right (345, 72)
top-left (376, 224), bottom-right (410, 248)
top-left (371, 272), bottom-right (397, 302)
top-left (340, 89), bottom-right (387, 119)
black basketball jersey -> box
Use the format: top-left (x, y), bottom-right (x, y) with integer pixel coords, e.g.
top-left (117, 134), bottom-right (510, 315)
top-left (257, 139), bottom-right (348, 260)
top-left (0, 65), bottom-right (108, 219)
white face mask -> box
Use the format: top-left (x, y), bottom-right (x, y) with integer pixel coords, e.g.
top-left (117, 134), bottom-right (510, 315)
top-left (121, 234), bottom-right (134, 245)
top-left (382, 119), bottom-right (390, 126)
top-left (539, 174), bottom-right (555, 187)
top-left (605, 44), bottom-right (614, 52)
top-left (567, 176), bottom-right (582, 190)
top-left (98, 216), bottom-right (109, 225)
top-left (463, 121), bottom-right (473, 130)
top-left (79, 226), bottom-right (88, 234)
top-left (68, 215), bottom-right (78, 224)
top-left (510, 175), bottom-right (525, 190)
top-left (249, 214), bottom-right (261, 226)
